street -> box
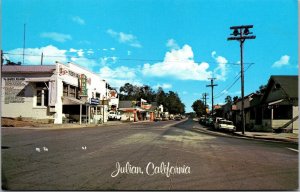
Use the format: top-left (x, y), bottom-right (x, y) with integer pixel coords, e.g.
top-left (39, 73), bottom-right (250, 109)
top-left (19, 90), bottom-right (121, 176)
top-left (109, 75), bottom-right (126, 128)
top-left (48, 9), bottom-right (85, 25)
top-left (1, 119), bottom-right (298, 190)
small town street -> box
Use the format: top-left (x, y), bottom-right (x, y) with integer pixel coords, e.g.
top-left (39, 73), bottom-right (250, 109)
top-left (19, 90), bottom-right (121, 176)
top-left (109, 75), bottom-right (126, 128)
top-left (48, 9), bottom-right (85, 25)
top-left (1, 119), bottom-right (298, 190)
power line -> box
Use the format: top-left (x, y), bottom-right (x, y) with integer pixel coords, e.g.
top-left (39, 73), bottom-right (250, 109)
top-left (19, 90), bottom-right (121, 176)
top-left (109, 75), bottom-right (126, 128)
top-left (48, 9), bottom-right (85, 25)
top-left (213, 63), bottom-right (254, 99)
top-left (3, 52), bottom-right (255, 65)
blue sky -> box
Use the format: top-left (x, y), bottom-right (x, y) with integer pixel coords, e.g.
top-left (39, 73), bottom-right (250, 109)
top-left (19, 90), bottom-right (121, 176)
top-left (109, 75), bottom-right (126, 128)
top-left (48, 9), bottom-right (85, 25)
top-left (2, 0), bottom-right (298, 112)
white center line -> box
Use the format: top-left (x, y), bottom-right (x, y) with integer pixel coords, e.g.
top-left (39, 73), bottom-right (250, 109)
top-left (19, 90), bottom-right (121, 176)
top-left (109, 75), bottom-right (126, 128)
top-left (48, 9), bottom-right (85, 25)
top-left (287, 147), bottom-right (298, 152)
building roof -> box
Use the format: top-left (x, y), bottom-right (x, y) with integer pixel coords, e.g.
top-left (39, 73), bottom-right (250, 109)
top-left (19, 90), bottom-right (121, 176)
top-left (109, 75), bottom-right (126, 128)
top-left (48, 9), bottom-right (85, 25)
top-left (260, 75), bottom-right (298, 104)
top-left (2, 65), bottom-right (56, 73)
top-left (119, 101), bottom-right (134, 108)
top-left (270, 75), bottom-right (298, 98)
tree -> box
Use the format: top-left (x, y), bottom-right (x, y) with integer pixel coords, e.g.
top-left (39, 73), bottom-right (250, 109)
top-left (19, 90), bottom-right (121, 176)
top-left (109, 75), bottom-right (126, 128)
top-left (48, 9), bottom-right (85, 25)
top-left (191, 99), bottom-right (206, 117)
top-left (119, 83), bottom-right (185, 114)
top-left (233, 96), bottom-right (239, 102)
top-left (256, 84), bottom-right (267, 94)
top-left (225, 95), bottom-right (232, 104)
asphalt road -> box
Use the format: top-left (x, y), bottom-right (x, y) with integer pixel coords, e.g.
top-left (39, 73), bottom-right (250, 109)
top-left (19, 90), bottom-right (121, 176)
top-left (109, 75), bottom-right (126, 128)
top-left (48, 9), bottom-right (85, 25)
top-left (1, 119), bottom-right (298, 190)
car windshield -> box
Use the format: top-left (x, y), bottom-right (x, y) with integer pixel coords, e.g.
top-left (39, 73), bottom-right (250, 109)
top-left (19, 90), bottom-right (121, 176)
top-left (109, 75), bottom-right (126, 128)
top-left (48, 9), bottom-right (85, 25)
top-left (220, 121), bottom-right (233, 125)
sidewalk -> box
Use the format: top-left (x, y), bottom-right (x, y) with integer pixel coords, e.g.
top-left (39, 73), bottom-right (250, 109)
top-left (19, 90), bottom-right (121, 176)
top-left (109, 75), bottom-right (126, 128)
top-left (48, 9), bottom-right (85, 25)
top-left (2, 120), bottom-right (129, 130)
top-left (234, 131), bottom-right (299, 144)
top-left (192, 119), bottom-right (298, 144)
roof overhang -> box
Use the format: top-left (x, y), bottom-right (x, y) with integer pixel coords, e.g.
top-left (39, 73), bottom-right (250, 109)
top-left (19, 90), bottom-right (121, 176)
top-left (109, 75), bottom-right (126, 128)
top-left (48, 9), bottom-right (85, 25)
top-left (62, 97), bottom-right (85, 105)
top-left (268, 99), bottom-right (284, 106)
top-left (25, 77), bottom-right (53, 82)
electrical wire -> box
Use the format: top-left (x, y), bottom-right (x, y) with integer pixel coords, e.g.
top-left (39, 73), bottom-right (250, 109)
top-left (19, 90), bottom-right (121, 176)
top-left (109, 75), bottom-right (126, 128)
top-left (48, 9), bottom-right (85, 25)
top-left (3, 52), bottom-right (255, 65)
top-left (213, 63), bottom-right (254, 99)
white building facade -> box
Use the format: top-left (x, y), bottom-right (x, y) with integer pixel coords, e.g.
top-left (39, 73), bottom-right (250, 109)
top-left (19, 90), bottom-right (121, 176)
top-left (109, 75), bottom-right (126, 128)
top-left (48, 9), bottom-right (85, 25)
top-left (1, 62), bottom-right (118, 124)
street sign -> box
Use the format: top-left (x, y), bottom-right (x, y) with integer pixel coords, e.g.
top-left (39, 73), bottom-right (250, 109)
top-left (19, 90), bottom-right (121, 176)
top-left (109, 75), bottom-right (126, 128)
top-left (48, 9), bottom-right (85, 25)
top-left (100, 100), bottom-right (109, 105)
top-left (90, 98), bottom-right (99, 105)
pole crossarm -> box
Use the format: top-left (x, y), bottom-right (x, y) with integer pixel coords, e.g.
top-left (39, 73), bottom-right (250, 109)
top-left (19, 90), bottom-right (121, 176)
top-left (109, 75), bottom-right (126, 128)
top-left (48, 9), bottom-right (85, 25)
top-left (230, 25), bottom-right (253, 29)
top-left (227, 36), bottom-right (256, 41)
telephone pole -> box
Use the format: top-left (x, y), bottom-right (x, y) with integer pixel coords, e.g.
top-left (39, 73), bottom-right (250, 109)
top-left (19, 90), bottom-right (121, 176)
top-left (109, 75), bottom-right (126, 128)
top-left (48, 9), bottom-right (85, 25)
top-left (227, 25), bottom-right (256, 135)
top-left (23, 24), bottom-right (26, 65)
top-left (202, 93), bottom-right (208, 120)
top-left (206, 78), bottom-right (218, 118)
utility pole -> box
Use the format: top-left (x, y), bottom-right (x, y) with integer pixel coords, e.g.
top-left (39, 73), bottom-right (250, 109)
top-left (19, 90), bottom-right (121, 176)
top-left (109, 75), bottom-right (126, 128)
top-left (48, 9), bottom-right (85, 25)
top-left (228, 25), bottom-right (256, 135)
top-left (41, 52), bottom-right (44, 65)
top-left (206, 78), bottom-right (217, 118)
top-left (202, 93), bottom-right (208, 120)
top-left (23, 24), bottom-right (26, 65)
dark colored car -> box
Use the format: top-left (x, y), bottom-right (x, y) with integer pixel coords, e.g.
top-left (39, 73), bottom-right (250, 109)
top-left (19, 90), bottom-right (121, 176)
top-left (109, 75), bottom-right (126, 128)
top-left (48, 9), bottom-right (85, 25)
top-left (174, 116), bottom-right (181, 121)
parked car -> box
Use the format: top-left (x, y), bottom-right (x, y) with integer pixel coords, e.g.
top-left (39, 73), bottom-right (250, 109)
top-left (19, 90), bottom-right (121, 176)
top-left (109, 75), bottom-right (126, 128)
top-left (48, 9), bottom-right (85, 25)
top-left (218, 120), bottom-right (236, 132)
top-left (199, 116), bottom-right (205, 124)
top-left (174, 116), bottom-right (182, 121)
top-left (154, 117), bottom-right (162, 121)
top-left (108, 111), bottom-right (121, 121)
top-left (213, 117), bottom-right (225, 129)
top-left (204, 118), bottom-right (214, 127)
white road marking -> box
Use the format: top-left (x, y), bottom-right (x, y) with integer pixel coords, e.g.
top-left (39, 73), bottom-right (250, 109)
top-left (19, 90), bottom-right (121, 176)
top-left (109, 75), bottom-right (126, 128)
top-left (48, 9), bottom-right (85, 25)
top-left (287, 147), bottom-right (298, 152)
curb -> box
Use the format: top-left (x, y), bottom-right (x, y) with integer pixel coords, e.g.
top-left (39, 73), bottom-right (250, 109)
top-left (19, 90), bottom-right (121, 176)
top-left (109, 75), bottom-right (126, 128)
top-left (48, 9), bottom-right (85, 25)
top-left (232, 132), bottom-right (298, 144)
top-left (192, 125), bottom-right (298, 144)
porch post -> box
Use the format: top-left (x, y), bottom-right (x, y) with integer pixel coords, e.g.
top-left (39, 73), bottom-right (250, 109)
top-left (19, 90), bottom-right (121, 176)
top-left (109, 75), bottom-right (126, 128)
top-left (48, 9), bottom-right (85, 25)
top-left (79, 104), bottom-right (82, 125)
top-left (270, 106), bottom-right (273, 129)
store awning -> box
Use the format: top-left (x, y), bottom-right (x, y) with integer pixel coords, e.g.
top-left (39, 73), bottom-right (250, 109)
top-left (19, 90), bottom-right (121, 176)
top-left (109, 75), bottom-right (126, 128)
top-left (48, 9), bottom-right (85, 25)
top-left (25, 77), bottom-right (53, 82)
top-left (119, 107), bottom-right (145, 112)
top-left (63, 97), bottom-right (85, 105)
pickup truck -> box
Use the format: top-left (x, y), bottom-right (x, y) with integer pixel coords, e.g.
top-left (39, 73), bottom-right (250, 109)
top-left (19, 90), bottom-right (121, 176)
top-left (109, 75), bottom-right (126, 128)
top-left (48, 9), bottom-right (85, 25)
top-left (108, 111), bottom-right (121, 121)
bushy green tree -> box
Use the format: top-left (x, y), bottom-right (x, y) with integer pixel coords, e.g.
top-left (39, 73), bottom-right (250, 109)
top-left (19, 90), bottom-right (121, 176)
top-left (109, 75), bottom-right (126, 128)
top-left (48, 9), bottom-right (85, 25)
top-left (191, 99), bottom-right (206, 117)
top-left (119, 83), bottom-right (185, 114)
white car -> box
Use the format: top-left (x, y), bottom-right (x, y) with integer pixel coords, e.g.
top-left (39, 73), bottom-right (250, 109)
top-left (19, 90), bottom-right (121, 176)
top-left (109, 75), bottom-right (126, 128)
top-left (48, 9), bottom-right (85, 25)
top-left (218, 120), bottom-right (236, 132)
top-left (108, 111), bottom-right (121, 121)
top-left (214, 117), bottom-right (224, 129)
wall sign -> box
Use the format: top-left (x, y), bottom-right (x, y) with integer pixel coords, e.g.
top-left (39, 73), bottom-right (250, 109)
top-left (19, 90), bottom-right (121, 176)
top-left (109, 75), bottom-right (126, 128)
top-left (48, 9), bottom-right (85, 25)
top-left (4, 78), bottom-right (25, 104)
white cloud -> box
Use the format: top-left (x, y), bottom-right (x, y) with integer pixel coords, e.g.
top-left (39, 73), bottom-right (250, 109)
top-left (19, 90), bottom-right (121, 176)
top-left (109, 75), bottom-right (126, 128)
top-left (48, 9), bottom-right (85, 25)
top-left (211, 51), bottom-right (228, 81)
top-left (106, 29), bottom-right (142, 48)
top-left (72, 16), bottom-right (85, 25)
top-left (77, 49), bottom-right (84, 57)
top-left (98, 66), bottom-right (142, 88)
top-left (87, 49), bottom-right (94, 55)
top-left (78, 40), bottom-right (91, 45)
top-left (100, 56), bottom-right (118, 66)
top-left (6, 45), bottom-right (98, 70)
top-left (110, 48), bottom-right (116, 51)
top-left (69, 48), bottom-right (77, 53)
top-left (70, 57), bottom-right (97, 68)
top-left (6, 45), bottom-right (68, 65)
top-left (153, 83), bottom-right (172, 90)
top-left (142, 44), bottom-right (212, 80)
top-left (127, 51), bottom-right (131, 56)
top-left (40, 32), bottom-right (72, 42)
top-left (166, 39), bottom-right (179, 50)
top-left (68, 48), bottom-right (84, 57)
top-left (272, 55), bottom-right (290, 68)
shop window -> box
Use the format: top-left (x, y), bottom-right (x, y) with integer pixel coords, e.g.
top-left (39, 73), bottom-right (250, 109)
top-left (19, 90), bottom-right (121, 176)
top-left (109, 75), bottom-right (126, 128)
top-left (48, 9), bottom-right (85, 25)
top-left (273, 105), bottom-right (292, 119)
top-left (36, 89), bottom-right (48, 107)
top-left (36, 90), bottom-right (42, 106)
top-left (263, 107), bottom-right (271, 119)
top-left (69, 86), bottom-right (76, 98)
top-left (63, 83), bottom-right (68, 96)
top-left (96, 92), bottom-right (100, 99)
top-left (250, 108), bottom-right (255, 120)
top-left (44, 90), bottom-right (49, 106)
